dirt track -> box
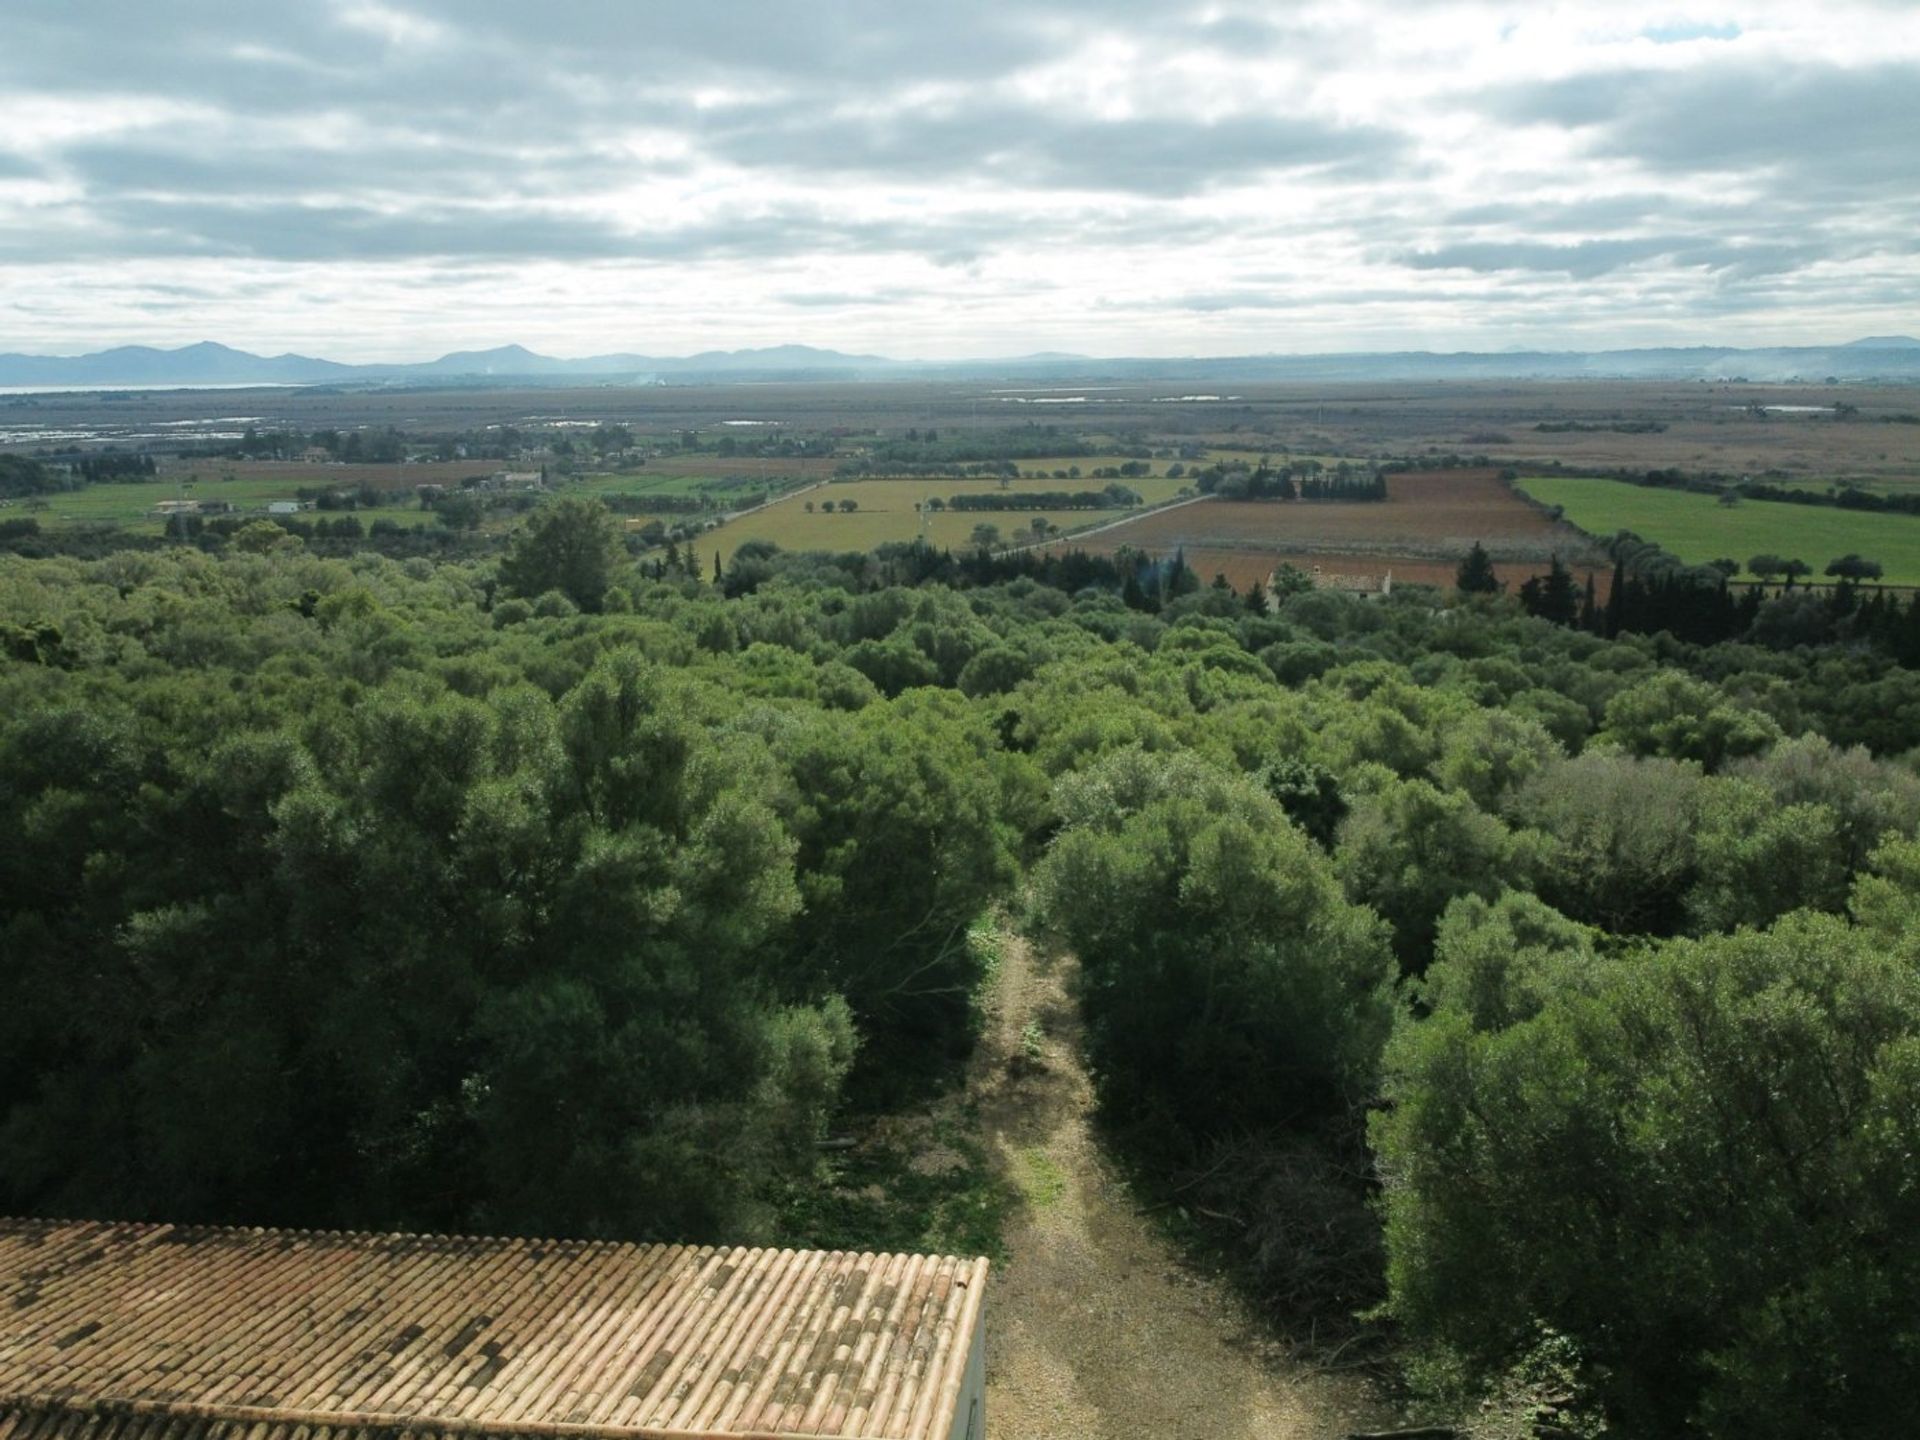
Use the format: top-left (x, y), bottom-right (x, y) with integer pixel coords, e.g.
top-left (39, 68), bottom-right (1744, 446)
top-left (975, 935), bottom-right (1390, 1439)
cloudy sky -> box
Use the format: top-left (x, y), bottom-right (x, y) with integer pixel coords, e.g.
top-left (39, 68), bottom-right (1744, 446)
top-left (1, 1), bottom-right (1916, 359)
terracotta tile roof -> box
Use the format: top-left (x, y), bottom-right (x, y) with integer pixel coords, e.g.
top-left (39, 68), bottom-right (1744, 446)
top-left (0, 1219), bottom-right (987, 1440)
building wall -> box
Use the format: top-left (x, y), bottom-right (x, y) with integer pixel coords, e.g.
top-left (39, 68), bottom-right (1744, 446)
top-left (946, 1314), bottom-right (987, 1440)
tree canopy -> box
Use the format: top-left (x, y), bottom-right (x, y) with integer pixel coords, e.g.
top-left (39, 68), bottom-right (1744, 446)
top-left (498, 496), bottom-right (624, 611)
top-left (5, 522), bottom-right (1920, 1438)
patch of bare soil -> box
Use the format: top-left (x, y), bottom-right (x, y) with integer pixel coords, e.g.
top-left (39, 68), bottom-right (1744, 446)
top-left (974, 934), bottom-right (1392, 1439)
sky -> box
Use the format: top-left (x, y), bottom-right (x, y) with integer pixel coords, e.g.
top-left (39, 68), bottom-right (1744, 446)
top-left (0, 1), bottom-right (1916, 360)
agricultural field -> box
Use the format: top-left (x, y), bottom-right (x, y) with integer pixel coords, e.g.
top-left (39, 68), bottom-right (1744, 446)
top-left (158, 459), bottom-right (488, 489)
top-left (569, 472), bottom-right (715, 499)
top-left (5, 471), bottom-right (440, 533)
top-left (10, 380), bottom-right (1920, 488)
top-left (1048, 468), bottom-right (1605, 591)
top-left (699, 473), bottom-right (1193, 563)
top-left (645, 455), bottom-right (838, 479)
top-left (566, 461), bottom-right (824, 513)
top-left (1170, 548), bottom-right (1591, 596)
top-left (1518, 475), bottom-right (1920, 585)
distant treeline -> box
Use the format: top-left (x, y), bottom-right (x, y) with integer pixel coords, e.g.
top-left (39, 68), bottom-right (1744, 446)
top-left (74, 454), bottom-right (159, 482)
top-left (1194, 460), bottom-right (1386, 502)
top-left (866, 426), bottom-right (1101, 465)
top-left (1507, 530), bottom-right (1920, 661)
top-left (294, 482), bottom-right (395, 511)
top-left (942, 484), bottom-right (1141, 512)
top-left (0, 456), bottom-right (57, 498)
top-left (1534, 420), bottom-right (1667, 434)
top-left (1738, 482), bottom-right (1920, 516)
top-left (837, 459), bottom-right (1024, 479)
top-left (178, 426), bottom-right (414, 464)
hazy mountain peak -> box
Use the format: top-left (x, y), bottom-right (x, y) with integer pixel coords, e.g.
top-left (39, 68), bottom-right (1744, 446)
top-left (4, 338), bottom-right (1920, 389)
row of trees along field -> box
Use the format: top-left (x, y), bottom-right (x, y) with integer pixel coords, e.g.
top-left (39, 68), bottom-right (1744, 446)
top-left (5, 498), bottom-right (1920, 1438)
top-left (1193, 456), bottom-right (1388, 500)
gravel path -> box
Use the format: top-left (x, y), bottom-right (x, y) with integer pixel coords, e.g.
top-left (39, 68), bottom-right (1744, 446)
top-left (975, 935), bottom-right (1391, 1439)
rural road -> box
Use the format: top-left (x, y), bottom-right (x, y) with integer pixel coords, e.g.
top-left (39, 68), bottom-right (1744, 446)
top-left (995, 492), bottom-right (1214, 557)
top-left (975, 934), bottom-right (1390, 1439)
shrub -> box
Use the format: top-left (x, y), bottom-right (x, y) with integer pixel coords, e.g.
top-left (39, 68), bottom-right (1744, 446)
top-left (1032, 749), bottom-right (1394, 1138)
top-left (1374, 891), bottom-right (1920, 1437)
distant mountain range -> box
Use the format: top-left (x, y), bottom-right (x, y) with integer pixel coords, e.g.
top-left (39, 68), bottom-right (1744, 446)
top-left (3, 337), bottom-right (1920, 388)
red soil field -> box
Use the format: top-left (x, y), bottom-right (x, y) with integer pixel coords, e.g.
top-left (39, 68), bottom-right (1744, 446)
top-left (1047, 469), bottom-right (1605, 594)
top-left (1171, 548), bottom-right (1610, 597)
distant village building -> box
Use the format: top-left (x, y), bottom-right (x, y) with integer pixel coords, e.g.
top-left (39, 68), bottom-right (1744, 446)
top-left (494, 470), bottom-right (545, 490)
top-left (0, 1217), bottom-right (989, 1440)
top-left (265, 500), bottom-right (307, 516)
top-left (1258, 563), bottom-right (1395, 611)
top-left (1308, 564), bottom-right (1393, 597)
top-left (151, 499), bottom-right (201, 517)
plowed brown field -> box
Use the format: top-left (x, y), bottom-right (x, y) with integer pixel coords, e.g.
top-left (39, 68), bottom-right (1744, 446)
top-left (1050, 468), bottom-right (1606, 593)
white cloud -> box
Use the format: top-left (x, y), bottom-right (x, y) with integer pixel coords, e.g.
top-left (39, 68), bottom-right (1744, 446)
top-left (0, 0), bottom-right (1914, 356)
top-left (333, 2), bottom-right (450, 49)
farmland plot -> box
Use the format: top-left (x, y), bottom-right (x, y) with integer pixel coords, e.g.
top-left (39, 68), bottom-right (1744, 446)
top-left (700, 473), bottom-right (1192, 562)
top-left (1518, 475), bottom-right (1920, 585)
top-left (1045, 469), bottom-right (1604, 590)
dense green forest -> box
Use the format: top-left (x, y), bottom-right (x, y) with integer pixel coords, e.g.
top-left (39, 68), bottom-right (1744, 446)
top-left (3, 503), bottom-right (1918, 1438)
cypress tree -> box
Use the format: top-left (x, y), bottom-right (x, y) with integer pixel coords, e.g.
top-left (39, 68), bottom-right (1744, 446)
top-left (1456, 541), bottom-right (1503, 594)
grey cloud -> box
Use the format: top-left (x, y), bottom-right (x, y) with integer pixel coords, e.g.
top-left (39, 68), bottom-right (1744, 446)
top-left (0, 0), bottom-right (1404, 276)
top-left (0, 1), bottom-right (1157, 101)
top-left (1404, 238), bottom-right (1690, 279)
top-left (1441, 194), bottom-right (1745, 233)
top-left (59, 139), bottom-right (673, 203)
top-left (14, 199), bottom-right (650, 263)
top-left (1401, 237), bottom-right (1850, 281)
top-left (2, 0), bottom-right (1914, 348)
top-left (1491, 62), bottom-right (1920, 192)
top-left (704, 101), bottom-right (1402, 196)
top-left (0, 194), bottom-right (1068, 268)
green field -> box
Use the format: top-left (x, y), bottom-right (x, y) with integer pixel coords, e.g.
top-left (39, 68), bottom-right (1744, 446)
top-left (569, 469), bottom-right (816, 501)
top-left (6, 477), bottom-right (437, 534)
top-left (1517, 475), bottom-right (1920, 585)
top-left (571, 472), bottom-right (718, 499)
top-left (701, 473), bottom-right (1192, 562)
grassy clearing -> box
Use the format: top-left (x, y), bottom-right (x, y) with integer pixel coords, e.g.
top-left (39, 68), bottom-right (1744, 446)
top-left (775, 907), bottom-right (1018, 1261)
top-left (1518, 475), bottom-right (1920, 584)
top-left (774, 1116), bottom-right (1014, 1263)
top-left (966, 917), bottom-right (1006, 1033)
top-left (700, 473), bottom-right (1190, 562)
top-left (1012, 1147), bottom-right (1067, 1210)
